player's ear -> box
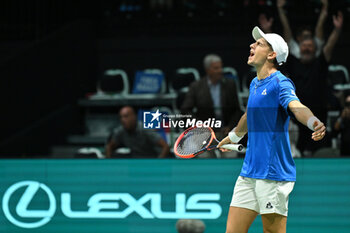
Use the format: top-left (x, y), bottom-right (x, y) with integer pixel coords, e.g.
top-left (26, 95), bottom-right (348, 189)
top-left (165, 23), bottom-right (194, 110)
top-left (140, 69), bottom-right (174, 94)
top-left (267, 51), bottom-right (277, 61)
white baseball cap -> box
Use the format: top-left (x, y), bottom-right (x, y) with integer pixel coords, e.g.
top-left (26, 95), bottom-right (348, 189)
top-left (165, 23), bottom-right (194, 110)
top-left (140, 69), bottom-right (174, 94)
top-left (252, 26), bottom-right (289, 65)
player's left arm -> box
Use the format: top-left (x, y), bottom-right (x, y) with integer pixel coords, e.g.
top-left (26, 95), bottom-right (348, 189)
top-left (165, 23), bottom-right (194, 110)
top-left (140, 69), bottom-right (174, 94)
top-left (288, 100), bottom-right (326, 141)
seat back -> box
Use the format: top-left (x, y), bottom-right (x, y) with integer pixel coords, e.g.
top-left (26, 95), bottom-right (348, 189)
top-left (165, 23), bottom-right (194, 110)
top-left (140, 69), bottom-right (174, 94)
top-left (132, 69), bottom-right (166, 94)
top-left (168, 68), bottom-right (198, 113)
top-left (170, 68), bottom-right (200, 113)
top-left (329, 65), bottom-right (350, 91)
top-left (75, 147), bottom-right (105, 159)
top-left (98, 69), bottom-right (129, 95)
top-left (169, 67), bottom-right (200, 93)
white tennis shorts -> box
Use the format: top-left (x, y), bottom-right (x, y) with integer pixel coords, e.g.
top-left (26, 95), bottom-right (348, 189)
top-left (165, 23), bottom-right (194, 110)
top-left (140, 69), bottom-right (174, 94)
top-left (230, 176), bottom-right (295, 216)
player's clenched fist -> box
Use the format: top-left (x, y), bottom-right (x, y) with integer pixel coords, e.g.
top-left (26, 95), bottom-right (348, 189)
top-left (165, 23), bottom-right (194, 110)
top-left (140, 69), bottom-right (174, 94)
top-left (311, 121), bottom-right (326, 141)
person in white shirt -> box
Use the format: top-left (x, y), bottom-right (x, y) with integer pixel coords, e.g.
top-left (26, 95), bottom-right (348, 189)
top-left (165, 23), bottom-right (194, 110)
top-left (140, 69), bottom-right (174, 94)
top-left (277, 0), bottom-right (328, 58)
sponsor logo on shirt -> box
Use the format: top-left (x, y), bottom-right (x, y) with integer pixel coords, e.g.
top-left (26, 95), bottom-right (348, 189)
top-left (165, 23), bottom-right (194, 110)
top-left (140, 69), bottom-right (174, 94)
top-left (261, 88), bottom-right (267, 95)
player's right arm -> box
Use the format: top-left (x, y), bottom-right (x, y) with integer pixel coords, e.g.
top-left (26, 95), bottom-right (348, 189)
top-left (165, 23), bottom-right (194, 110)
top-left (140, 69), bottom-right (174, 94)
top-left (217, 112), bottom-right (247, 150)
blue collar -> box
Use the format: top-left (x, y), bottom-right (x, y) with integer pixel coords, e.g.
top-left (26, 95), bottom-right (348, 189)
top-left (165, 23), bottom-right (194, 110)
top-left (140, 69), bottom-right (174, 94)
top-left (256, 71), bottom-right (280, 84)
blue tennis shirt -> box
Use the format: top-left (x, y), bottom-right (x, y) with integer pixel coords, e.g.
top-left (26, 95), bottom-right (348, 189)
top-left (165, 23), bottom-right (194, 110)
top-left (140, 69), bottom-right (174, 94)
top-left (240, 71), bottom-right (299, 181)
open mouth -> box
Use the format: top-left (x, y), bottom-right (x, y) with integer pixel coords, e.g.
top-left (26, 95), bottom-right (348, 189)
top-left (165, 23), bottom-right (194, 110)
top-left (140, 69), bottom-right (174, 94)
top-left (249, 50), bottom-right (255, 59)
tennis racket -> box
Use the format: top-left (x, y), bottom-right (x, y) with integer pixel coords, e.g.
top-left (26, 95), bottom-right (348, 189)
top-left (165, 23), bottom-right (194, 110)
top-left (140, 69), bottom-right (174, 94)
top-left (174, 127), bottom-right (244, 159)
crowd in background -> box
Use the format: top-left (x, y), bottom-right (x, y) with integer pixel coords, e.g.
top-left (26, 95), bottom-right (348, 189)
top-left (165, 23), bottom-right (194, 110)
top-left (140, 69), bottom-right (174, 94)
top-left (106, 0), bottom-right (350, 158)
top-left (103, 0), bottom-right (350, 159)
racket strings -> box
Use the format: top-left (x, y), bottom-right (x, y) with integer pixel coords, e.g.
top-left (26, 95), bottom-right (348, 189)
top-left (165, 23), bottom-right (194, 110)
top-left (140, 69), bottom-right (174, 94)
top-left (175, 128), bottom-right (213, 156)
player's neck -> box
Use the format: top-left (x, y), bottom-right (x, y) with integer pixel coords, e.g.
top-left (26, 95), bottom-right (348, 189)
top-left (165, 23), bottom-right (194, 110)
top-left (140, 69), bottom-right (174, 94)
top-left (256, 63), bottom-right (277, 80)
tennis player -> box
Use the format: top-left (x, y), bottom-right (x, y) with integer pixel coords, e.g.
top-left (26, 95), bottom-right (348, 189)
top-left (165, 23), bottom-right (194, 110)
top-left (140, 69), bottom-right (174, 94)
top-left (217, 26), bottom-right (326, 233)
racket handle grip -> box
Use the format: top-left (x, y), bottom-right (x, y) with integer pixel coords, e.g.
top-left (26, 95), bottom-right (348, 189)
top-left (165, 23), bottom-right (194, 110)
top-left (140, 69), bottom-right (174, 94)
top-left (220, 144), bottom-right (245, 152)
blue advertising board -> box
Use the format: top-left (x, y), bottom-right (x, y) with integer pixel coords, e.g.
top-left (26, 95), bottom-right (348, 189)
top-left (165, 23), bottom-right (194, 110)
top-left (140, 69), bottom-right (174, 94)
top-left (0, 159), bottom-right (349, 233)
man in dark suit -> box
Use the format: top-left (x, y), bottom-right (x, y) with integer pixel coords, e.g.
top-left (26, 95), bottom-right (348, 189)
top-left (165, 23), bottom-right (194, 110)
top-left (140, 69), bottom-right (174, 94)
top-left (181, 54), bottom-right (242, 141)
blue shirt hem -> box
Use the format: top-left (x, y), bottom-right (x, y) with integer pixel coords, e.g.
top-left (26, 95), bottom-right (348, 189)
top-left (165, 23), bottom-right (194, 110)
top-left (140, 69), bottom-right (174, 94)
top-left (240, 172), bottom-right (296, 182)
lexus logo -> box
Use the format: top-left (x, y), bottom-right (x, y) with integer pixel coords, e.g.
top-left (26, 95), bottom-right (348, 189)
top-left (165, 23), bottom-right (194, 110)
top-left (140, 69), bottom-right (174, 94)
top-left (2, 181), bottom-right (56, 228)
top-left (2, 180), bottom-right (221, 229)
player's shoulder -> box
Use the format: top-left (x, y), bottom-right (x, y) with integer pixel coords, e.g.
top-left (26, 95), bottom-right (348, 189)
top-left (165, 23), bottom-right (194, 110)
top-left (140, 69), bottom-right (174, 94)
top-left (273, 71), bottom-right (287, 81)
top-left (273, 71), bottom-right (297, 90)
top-left (252, 76), bottom-right (258, 82)
top-left (273, 71), bottom-right (294, 84)
top-left (249, 77), bottom-right (258, 87)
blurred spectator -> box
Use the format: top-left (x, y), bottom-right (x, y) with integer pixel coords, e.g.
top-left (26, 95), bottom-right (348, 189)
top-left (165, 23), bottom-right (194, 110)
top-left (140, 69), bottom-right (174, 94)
top-left (258, 12), bottom-right (274, 33)
top-left (181, 54), bottom-right (242, 135)
top-left (282, 11), bottom-right (343, 155)
top-left (176, 219), bottom-right (205, 233)
top-left (277, 0), bottom-right (328, 58)
top-left (334, 95), bottom-right (350, 156)
top-left (105, 106), bottom-right (169, 158)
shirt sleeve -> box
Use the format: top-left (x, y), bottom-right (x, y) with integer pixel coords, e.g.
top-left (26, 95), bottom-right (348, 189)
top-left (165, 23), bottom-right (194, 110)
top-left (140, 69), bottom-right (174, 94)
top-left (279, 78), bottom-right (300, 112)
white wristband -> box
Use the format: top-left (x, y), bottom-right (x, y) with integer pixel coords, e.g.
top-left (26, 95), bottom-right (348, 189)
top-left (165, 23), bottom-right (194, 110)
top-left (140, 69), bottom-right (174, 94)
top-left (307, 116), bottom-right (319, 131)
top-left (228, 128), bottom-right (244, 143)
